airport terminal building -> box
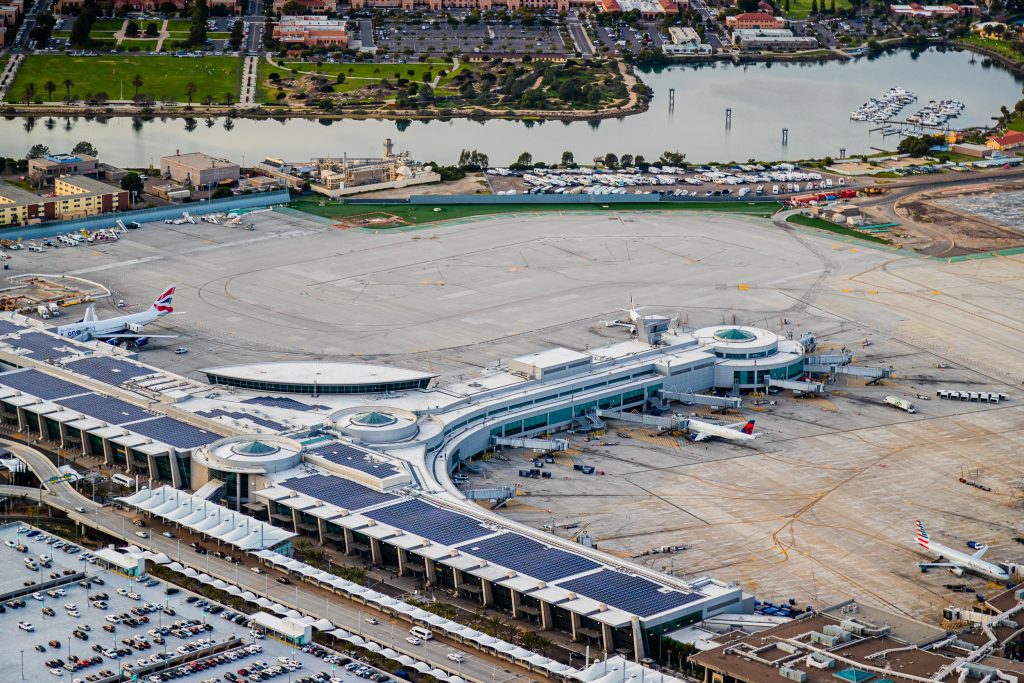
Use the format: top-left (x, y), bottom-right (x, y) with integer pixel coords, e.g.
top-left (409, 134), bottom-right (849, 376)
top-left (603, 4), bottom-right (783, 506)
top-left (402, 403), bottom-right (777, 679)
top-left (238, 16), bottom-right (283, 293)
top-left (0, 311), bottom-right (844, 660)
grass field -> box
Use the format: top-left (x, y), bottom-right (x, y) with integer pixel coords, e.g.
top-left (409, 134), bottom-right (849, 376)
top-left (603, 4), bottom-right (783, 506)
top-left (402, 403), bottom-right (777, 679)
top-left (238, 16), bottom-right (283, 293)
top-left (957, 36), bottom-right (1024, 64)
top-left (282, 60), bottom-right (450, 81)
top-left (164, 19), bottom-right (193, 32)
top-left (6, 55), bottom-right (241, 103)
top-left (783, 0), bottom-right (851, 19)
top-left (92, 19), bottom-right (125, 31)
top-left (787, 213), bottom-right (890, 244)
top-left (291, 197), bottom-right (784, 225)
top-left (120, 39), bottom-right (160, 52)
top-left (1010, 120), bottom-right (1024, 132)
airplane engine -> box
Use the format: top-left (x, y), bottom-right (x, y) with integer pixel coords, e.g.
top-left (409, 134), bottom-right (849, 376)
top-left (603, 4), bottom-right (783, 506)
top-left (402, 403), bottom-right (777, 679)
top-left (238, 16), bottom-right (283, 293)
top-left (948, 567), bottom-right (965, 577)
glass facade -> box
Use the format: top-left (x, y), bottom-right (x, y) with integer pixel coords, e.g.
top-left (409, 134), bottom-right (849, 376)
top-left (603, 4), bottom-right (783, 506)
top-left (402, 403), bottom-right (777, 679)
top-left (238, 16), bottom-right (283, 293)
top-left (205, 375), bottom-right (430, 394)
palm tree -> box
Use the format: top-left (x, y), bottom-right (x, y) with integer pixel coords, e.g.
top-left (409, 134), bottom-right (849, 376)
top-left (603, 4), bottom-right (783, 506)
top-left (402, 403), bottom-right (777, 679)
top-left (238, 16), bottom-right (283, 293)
top-left (23, 82), bottom-right (36, 105)
top-left (43, 81), bottom-right (57, 102)
top-left (62, 78), bottom-right (73, 103)
top-left (184, 81), bottom-right (197, 106)
top-left (131, 73), bottom-right (143, 98)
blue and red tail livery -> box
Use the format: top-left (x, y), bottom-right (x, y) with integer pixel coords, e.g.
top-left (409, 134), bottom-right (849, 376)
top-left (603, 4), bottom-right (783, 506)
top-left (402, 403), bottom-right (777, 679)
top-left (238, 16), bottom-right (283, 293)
top-left (916, 520), bottom-right (930, 548)
top-left (152, 285), bottom-right (175, 315)
top-left (741, 420), bottom-right (756, 435)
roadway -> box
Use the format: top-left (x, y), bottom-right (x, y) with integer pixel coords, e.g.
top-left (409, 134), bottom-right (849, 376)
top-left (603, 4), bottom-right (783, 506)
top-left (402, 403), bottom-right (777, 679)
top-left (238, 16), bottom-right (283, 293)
top-left (243, 0), bottom-right (265, 54)
top-left (566, 16), bottom-right (593, 58)
top-left (1, 439), bottom-right (536, 683)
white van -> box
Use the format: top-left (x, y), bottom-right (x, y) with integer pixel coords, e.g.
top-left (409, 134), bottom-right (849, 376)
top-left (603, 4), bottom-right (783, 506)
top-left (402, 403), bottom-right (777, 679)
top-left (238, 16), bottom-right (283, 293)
top-left (409, 626), bottom-right (433, 641)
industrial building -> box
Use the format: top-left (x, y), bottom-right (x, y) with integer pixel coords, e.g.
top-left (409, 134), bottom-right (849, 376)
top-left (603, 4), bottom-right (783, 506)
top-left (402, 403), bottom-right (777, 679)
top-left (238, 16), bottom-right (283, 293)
top-left (27, 152), bottom-right (99, 185)
top-left (731, 29), bottom-right (819, 51)
top-left (0, 176), bottom-right (129, 227)
top-left (663, 27), bottom-right (712, 55)
top-left (257, 140), bottom-right (440, 198)
top-left (160, 151), bottom-right (241, 189)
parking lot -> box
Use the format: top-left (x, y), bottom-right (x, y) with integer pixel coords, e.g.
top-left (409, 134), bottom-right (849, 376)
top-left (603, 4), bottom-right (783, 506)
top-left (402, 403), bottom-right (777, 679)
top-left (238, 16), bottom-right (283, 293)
top-left (0, 524), bottom-right (391, 683)
top-left (373, 18), bottom-right (568, 56)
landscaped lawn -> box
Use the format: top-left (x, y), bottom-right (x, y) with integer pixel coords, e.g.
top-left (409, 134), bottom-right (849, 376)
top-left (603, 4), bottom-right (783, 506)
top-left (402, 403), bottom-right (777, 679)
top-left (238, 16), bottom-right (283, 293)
top-left (291, 197), bottom-right (784, 225)
top-left (281, 60), bottom-right (450, 83)
top-left (787, 213), bottom-right (890, 244)
top-left (6, 55), bottom-right (241, 103)
top-left (782, 0), bottom-right (851, 19)
top-left (92, 19), bottom-right (125, 31)
top-left (1009, 119), bottom-right (1024, 132)
top-left (164, 19), bottom-right (194, 33)
top-left (957, 36), bottom-right (1024, 64)
top-left (119, 39), bottom-right (161, 52)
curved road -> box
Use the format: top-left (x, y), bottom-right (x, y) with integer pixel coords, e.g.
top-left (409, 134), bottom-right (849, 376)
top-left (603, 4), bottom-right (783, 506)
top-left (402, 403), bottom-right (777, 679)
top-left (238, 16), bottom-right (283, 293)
top-left (1, 439), bottom-right (536, 683)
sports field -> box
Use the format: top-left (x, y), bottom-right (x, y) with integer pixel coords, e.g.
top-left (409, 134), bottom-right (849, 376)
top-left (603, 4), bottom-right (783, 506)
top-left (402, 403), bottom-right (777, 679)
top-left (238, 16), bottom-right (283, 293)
top-left (5, 55), bottom-right (241, 103)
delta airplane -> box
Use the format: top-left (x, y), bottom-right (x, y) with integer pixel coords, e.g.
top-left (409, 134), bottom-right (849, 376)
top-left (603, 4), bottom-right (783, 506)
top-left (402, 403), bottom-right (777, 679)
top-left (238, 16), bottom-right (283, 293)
top-left (916, 520), bottom-right (1017, 583)
top-left (686, 418), bottom-right (760, 442)
top-left (55, 285), bottom-right (178, 344)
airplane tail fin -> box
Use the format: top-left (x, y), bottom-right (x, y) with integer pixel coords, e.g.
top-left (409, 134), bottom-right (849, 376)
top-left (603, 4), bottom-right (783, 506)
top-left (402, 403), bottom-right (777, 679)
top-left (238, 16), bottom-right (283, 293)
top-left (741, 420), bottom-right (755, 435)
top-left (82, 304), bottom-right (97, 323)
top-left (150, 285), bottom-right (175, 316)
top-left (916, 520), bottom-right (930, 549)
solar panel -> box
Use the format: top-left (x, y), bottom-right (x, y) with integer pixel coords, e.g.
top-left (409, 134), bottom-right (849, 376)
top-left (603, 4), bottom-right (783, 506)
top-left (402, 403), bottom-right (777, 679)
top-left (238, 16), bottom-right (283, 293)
top-left (279, 474), bottom-right (395, 511)
top-left (306, 442), bottom-right (401, 480)
top-left (458, 532), bottom-right (599, 582)
top-left (244, 396), bottom-right (330, 412)
top-left (7, 332), bottom-right (76, 361)
top-left (556, 570), bottom-right (704, 617)
top-left (128, 416), bottom-right (219, 450)
top-left (197, 409), bottom-right (285, 432)
top-left (365, 499), bottom-right (490, 546)
top-left (58, 394), bottom-right (154, 425)
top-left (0, 369), bottom-right (88, 400)
top-left (0, 320), bottom-right (28, 336)
top-left (62, 357), bottom-right (153, 385)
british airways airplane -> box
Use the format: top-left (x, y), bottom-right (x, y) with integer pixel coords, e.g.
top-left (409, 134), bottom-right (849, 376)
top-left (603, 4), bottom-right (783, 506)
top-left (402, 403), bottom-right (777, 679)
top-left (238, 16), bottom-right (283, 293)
top-left (916, 520), bottom-right (1017, 583)
top-left (55, 285), bottom-right (178, 344)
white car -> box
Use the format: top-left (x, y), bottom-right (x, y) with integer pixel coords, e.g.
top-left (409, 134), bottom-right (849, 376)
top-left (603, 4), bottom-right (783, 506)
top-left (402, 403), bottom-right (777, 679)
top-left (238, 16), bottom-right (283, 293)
top-left (174, 348), bottom-right (188, 354)
top-left (135, 531), bottom-right (148, 538)
top-left (4, 539), bottom-right (15, 548)
top-left (447, 653), bottom-right (465, 663)
top-left (117, 588), bottom-right (129, 596)
top-left (64, 603), bottom-right (77, 610)
top-left (74, 507), bottom-right (85, 513)
top-left (162, 532), bottom-right (174, 538)
top-left (364, 617), bottom-right (378, 625)
top-left (18, 621), bottom-right (34, 631)
top-left (32, 592), bottom-right (43, 600)
top-left (406, 636), bottom-right (421, 645)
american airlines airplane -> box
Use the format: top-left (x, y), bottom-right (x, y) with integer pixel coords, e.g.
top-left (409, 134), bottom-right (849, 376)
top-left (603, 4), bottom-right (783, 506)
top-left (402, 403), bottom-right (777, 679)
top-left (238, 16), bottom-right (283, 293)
top-left (686, 418), bottom-right (759, 442)
top-left (916, 520), bottom-right (1017, 583)
top-left (55, 285), bottom-right (177, 344)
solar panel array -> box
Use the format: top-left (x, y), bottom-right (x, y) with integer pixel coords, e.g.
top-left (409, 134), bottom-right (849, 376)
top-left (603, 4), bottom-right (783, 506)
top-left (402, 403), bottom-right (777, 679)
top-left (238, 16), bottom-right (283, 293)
top-left (128, 416), bottom-right (219, 450)
top-left (63, 357), bottom-right (153, 385)
top-left (58, 394), bottom-right (154, 425)
top-left (7, 332), bottom-right (74, 361)
top-left (197, 409), bottom-right (285, 432)
top-left (244, 396), bottom-right (329, 412)
top-left (306, 442), bottom-right (401, 480)
top-left (279, 474), bottom-right (396, 511)
top-left (0, 320), bottom-right (28, 336)
top-left (0, 369), bottom-right (87, 400)
top-left (365, 499), bottom-right (490, 546)
top-left (556, 570), bottom-right (704, 617)
top-left (458, 532), bottom-right (600, 582)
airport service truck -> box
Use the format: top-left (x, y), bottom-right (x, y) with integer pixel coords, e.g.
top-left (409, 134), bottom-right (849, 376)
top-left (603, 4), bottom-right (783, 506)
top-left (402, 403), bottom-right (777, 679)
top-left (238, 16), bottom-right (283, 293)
top-left (884, 396), bottom-right (916, 413)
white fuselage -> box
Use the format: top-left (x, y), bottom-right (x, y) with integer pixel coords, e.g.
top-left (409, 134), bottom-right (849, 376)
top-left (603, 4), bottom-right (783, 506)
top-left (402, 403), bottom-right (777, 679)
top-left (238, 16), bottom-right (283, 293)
top-left (922, 540), bottom-right (1011, 582)
top-left (56, 308), bottom-right (161, 341)
top-left (686, 418), bottom-right (756, 442)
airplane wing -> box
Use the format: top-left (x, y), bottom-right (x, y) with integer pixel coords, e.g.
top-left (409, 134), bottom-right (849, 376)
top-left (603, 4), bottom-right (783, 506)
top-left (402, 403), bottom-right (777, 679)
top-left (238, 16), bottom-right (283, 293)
top-left (691, 431), bottom-right (711, 442)
top-left (919, 562), bottom-right (965, 569)
top-left (972, 546), bottom-right (988, 559)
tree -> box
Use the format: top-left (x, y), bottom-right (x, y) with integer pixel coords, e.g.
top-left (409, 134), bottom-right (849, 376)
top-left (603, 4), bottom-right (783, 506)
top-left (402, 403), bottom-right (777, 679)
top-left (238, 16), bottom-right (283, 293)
top-left (121, 172), bottom-right (144, 195)
top-left (810, 0), bottom-right (818, 13)
top-left (44, 80), bottom-right (57, 102)
top-left (659, 150), bottom-right (686, 166)
top-left (69, 0), bottom-right (98, 48)
top-left (184, 81), bottom-right (197, 106)
top-left (27, 144), bottom-right (50, 159)
top-left (620, 153), bottom-right (634, 167)
top-left (29, 12), bottom-right (56, 46)
top-left (560, 150), bottom-right (575, 167)
top-left (72, 141), bottom-right (98, 156)
top-left (211, 186), bottom-right (234, 199)
top-left (145, 22), bottom-right (159, 37)
top-left (125, 19), bottom-right (140, 37)
top-left (737, 0), bottom-right (759, 11)
top-left (131, 73), bottom-right (144, 98)
top-left (603, 152), bottom-right (618, 168)
top-left (514, 151), bottom-right (533, 168)
top-left (23, 82), bottom-right (36, 105)
top-left (62, 78), bottom-right (74, 104)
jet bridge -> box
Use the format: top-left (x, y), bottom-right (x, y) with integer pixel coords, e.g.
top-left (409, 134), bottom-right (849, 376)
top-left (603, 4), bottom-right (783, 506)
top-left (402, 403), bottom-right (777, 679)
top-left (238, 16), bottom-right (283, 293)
top-left (492, 436), bottom-right (570, 451)
top-left (805, 363), bottom-right (891, 385)
top-left (766, 377), bottom-right (826, 395)
top-left (660, 390), bottom-right (742, 410)
top-left (595, 409), bottom-right (687, 430)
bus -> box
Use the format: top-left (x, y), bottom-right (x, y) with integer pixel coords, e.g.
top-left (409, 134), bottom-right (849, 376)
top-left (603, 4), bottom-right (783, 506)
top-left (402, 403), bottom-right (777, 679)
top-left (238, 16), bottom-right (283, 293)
top-left (409, 626), bottom-right (433, 641)
top-left (111, 473), bottom-right (136, 489)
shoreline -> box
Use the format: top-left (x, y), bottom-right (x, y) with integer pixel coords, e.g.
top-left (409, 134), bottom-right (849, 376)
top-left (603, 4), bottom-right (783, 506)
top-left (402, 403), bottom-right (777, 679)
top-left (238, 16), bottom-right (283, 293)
top-left (0, 42), bottom-right (1017, 124)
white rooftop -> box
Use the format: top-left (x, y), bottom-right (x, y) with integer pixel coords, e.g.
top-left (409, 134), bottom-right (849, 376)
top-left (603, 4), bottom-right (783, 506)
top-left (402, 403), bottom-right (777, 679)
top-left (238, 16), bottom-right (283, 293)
top-left (202, 361), bottom-right (434, 386)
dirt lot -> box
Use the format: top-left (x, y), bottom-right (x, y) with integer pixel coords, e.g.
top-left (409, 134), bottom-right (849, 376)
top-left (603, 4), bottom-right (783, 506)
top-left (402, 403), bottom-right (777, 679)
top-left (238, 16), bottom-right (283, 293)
top-left (893, 181), bottom-right (1024, 255)
top-left (347, 173), bottom-right (490, 199)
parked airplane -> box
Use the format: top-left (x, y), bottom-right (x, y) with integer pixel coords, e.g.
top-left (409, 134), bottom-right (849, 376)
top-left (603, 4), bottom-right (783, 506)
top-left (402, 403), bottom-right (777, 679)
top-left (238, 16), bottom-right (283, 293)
top-left (600, 296), bottom-right (645, 330)
top-left (55, 285), bottom-right (178, 345)
top-left (686, 418), bottom-right (759, 442)
top-left (916, 520), bottom-right (1016, 583)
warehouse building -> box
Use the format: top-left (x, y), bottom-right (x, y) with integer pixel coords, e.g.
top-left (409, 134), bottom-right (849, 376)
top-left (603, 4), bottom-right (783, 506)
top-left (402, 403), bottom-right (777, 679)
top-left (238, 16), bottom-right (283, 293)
top-left (28, 152), bottom-right (99, 185)
top-left (731, 28), bottom-right (819, 51)
top-left (160, 151), bottom-right (240, 188)
top-left (0, 176), bottom-right (129, 227)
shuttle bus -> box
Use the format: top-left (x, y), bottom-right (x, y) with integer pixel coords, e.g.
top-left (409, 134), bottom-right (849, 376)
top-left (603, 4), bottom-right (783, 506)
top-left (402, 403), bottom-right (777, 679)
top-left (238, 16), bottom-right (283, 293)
top-left (409, 626), bottom-right (433, 641)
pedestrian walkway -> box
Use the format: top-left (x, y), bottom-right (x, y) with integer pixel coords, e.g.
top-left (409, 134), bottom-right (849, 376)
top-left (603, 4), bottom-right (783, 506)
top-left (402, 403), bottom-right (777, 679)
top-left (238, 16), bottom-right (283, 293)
top-left (239, 54), bottom-right (259, 106)
top-left (0, 53), bottom-right (25, 101)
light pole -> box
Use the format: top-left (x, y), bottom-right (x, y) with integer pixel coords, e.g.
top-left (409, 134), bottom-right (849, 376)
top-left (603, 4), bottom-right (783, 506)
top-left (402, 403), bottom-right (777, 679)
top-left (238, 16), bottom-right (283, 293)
top-left (20, 649), bottom-right (24, 680)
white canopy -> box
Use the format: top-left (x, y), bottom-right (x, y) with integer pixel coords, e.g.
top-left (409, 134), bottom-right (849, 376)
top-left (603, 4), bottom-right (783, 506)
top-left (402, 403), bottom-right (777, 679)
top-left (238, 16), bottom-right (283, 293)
top-left (117, 484), bottom-right (295, 550)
